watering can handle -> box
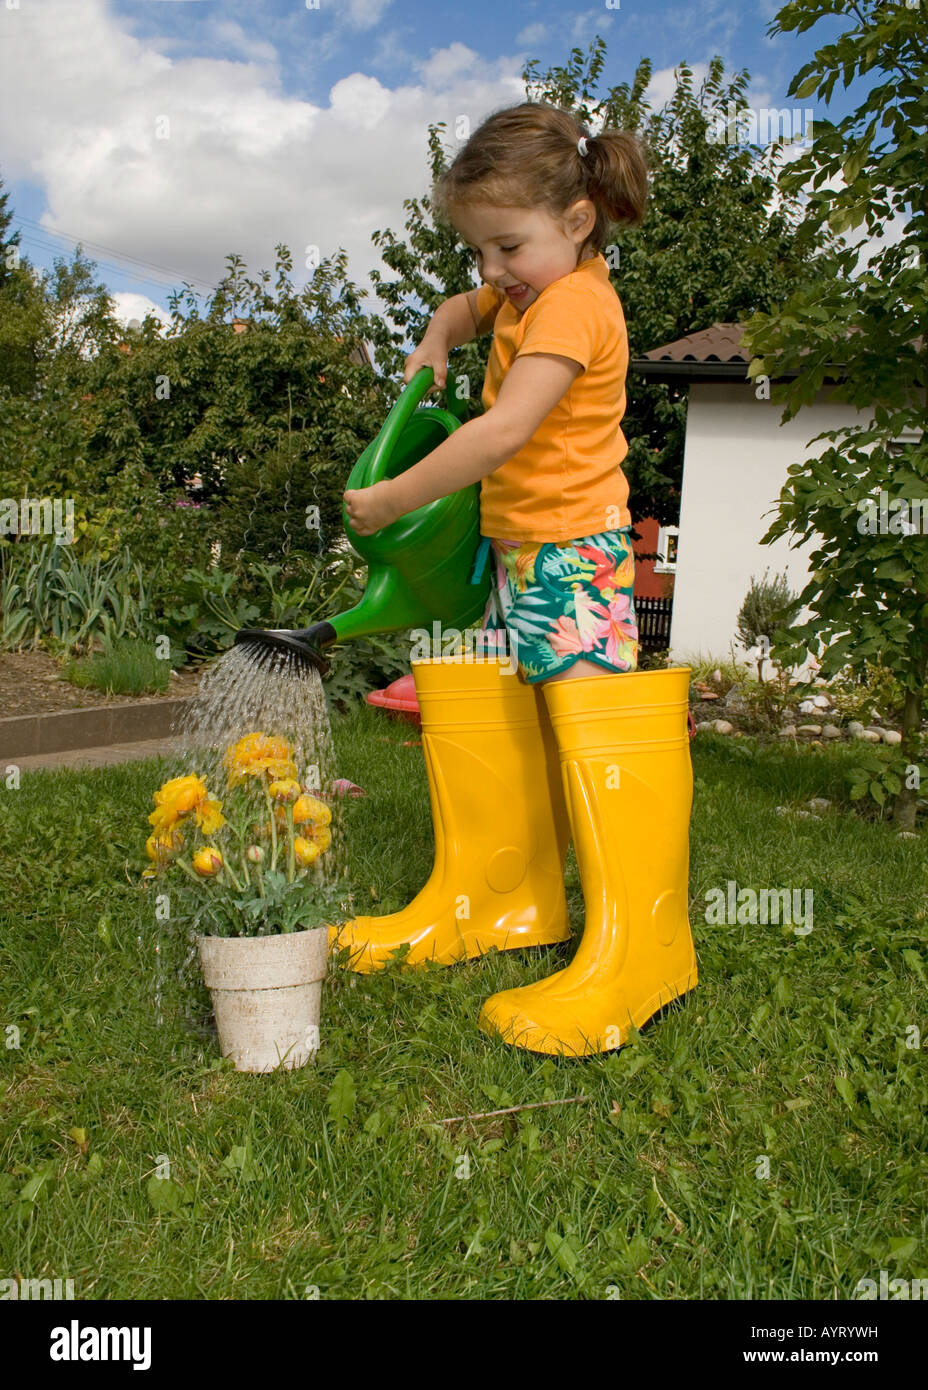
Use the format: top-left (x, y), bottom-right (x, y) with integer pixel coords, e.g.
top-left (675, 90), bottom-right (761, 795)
top-left (358, 367), bottom-right (434, 488)
top-left (356, 367), bottom-right (463, 488)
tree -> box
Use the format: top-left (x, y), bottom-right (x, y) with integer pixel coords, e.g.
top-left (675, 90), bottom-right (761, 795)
top-left (742, 0), bottom-right (927, 829)
top-left (364, 38), bottom-right (834, 525)
top-left (77, 246), bottom-right (385, 571)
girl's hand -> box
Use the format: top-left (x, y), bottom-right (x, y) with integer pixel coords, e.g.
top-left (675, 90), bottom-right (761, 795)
top-left (404, 338), bottom-right (448, 391)
top-left (344, 480), bottom-right (403, 537)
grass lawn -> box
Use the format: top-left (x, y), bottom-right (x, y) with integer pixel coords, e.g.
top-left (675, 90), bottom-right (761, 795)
top-left (1, 706), bottom-right (926, 1300)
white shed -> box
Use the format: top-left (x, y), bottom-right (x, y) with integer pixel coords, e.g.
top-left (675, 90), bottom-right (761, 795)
top-left (631, 323), bottom-right (888, 677)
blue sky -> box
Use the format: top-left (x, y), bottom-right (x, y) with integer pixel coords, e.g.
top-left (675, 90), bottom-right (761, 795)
top-left (0, 0), bottom-right (865, 333)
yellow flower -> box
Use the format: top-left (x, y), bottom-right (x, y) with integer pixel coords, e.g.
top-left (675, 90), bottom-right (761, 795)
top-left (292, 795), bottom-right (331, 828)
top-left (145, 827), bottom-right (185, 861)
top-left (268, 778), bottom-right (302, 804)
top-left (193, 847), bottom-right (223, 876)
top-left (294, 837), bottom-right (320, 867)
top-left (194, 799), bottom-right (226, 834)
top-left (307, 824), bottom-right (332, 853)
top-left (223, 732), bottom-right (297, 788)
top-left (148, 774), bottom-right (210, 832)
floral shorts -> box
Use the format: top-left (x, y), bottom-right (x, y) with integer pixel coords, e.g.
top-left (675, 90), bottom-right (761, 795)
top-left (474, 528), bottom-right (639, 683)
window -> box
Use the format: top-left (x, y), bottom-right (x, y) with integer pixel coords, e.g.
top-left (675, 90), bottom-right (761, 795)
top-left (654, 525), bottom-right (679, 574)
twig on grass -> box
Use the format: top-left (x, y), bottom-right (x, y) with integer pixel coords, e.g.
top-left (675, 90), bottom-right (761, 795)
top-left (440, 1095), bottom-right (591, 1125)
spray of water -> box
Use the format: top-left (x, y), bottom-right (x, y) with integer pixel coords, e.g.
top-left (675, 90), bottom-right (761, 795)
top-left (170, 643), bottom-right (345, 891)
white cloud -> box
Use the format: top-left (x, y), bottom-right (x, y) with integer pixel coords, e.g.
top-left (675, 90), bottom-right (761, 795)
top-left (569, 10), bottom-right (616, 44)
top-left (416, 42), bottom-right (482, 86)
top-left (110, 292), bottom-right (172, 331)
top-left (0, 2), bottom-right (524, 345)
top-left (516, 24), bottom-right (548, 47)
top-left (210, 19), bottom-right (277, 67)
top-left (342, 0), bottom-right (395, 32)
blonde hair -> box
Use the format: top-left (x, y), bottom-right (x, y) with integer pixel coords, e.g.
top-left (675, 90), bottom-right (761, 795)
top-left (433, 101), bottom-right (649, 256)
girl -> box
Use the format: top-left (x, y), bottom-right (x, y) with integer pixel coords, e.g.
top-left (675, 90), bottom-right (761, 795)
top-left (337, 103), bottom-right (697, 1056)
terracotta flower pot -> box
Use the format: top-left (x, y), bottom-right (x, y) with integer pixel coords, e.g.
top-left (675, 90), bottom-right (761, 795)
top-left (197, 926), bottom-right (328, 1073)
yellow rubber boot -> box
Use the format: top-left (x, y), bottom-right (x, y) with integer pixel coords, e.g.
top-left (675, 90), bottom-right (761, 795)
top-left (331, 657), bottom-right (571, 972)
top-left (479, 667), bottom-right (698, 1055)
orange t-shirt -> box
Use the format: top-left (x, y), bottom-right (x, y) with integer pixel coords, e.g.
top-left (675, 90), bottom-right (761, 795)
top-left (474, 251), bottom-right (633, 543)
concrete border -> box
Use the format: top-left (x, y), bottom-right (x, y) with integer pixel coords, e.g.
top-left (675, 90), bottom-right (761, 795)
top-left (0, 698), bottom-right (194, 760)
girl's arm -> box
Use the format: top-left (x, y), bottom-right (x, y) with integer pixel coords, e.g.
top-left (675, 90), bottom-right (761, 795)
top-left (344, 352), bottom-right (582, 535)
top-left (404, 289), bottom-right (499, 388)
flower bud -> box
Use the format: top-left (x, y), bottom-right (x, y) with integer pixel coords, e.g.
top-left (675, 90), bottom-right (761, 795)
top-left (193, 847), bottom-right (223, 876)
top-left (245, 844), bottom-right (265, 864)
top-left (268, 778), bottom-right (302, 804)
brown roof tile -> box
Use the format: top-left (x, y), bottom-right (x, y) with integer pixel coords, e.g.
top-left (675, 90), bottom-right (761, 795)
top-left (640, 322), bottom-right (750, 364)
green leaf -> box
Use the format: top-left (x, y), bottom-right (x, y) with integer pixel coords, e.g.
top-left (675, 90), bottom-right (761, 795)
top-left (794, 72), bottom-right (820, 99)
top-left (220, 1138), bottom-right (263, 1182)
top-left (326, 1069), bottom-right (357, 1131)
top-left (835, 1076), bottom-right (855, 1109)
top-left (146, 1176), bottom-right (194, 1213)
top-left (19, 1163), bottom-right (55, 1204)
top-left (545, 1225), bottom-right (581, 1276)
top-left (901, 950), bottom-right (927, 986)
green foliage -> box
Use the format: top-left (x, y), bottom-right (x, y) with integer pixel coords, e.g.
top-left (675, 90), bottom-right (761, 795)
top-left (742, 0), bottom-right (928, 825)
top-left (78, 247), bottom-right (384, 564)
top-left (829, 657), bottom-right (908, 726)
top-left (63, 636), bottom-right (175, 697)
top-left (326, 1070), bottom-right (358, 1133)
top-left (846, 742), bottom-right (927, 818)
top-left (170, 869), bottom-right (346, 940)
top-left (736, 569), bottom-right (802, 682)
top-left (0, 538), bottom-right (158, 655)
top-left (737, 668), bottom-right (803, 734)
top-left (0, 222), bottom-right (387, 580)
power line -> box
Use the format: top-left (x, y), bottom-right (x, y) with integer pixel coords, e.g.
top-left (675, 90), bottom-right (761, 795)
top-left (14, 214), bottom-right (219, 293)
top-left (16, 232), bottom-right (202, 302)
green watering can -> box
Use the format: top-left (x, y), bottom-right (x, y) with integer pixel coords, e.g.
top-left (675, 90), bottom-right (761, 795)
top-left (233, 367), bottom-right (490, 676)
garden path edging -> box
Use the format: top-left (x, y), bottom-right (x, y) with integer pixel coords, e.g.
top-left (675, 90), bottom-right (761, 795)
top-left (0, 698), bottom-right (194, 760)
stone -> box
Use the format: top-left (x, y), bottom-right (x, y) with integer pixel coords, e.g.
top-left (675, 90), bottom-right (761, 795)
top-left (779, 725), bottom-right (798, 738)
top-left (811, 694), bottom-right (833, 710)
top-left (798, 700), bottom-right (818, 715)
top-left (713, 719), bottom-right (734, 735)
top-left (694, 721), bottom-right (716, 733)
top-left (797, 724), bottom-right (823, 735)
top-left (808, 798), bottom-right (832, 813)
top-left (881, 730), bottom-right (902, 746)
top-left (847, 721), bottom-right (865, 736)
top-left (857, 729), bottom-right (882, 742)
top-left (822, 724), bottom-right (842, 738)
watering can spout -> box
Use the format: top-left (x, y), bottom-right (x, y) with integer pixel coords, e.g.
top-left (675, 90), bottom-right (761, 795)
top-left (231, 367), bottom-right (488, 677)
top-left (233, 621), bottom-right (335, 677)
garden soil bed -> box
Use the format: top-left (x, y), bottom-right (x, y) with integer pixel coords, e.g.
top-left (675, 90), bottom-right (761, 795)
top-left (0, 649), bottom-right (211, 720)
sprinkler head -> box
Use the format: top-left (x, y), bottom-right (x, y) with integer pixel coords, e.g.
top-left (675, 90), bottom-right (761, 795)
top-left (233, 622), bottom-right (335, 678)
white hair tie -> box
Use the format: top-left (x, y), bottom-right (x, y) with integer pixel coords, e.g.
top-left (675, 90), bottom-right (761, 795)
top-left (577, 136), bottom-right (590, 157)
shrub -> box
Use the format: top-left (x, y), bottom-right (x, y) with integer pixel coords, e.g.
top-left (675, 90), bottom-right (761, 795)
top-left (736, 569), bottom-right (802, 682)
top-left (63, 635), bottom-right (178, 696)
